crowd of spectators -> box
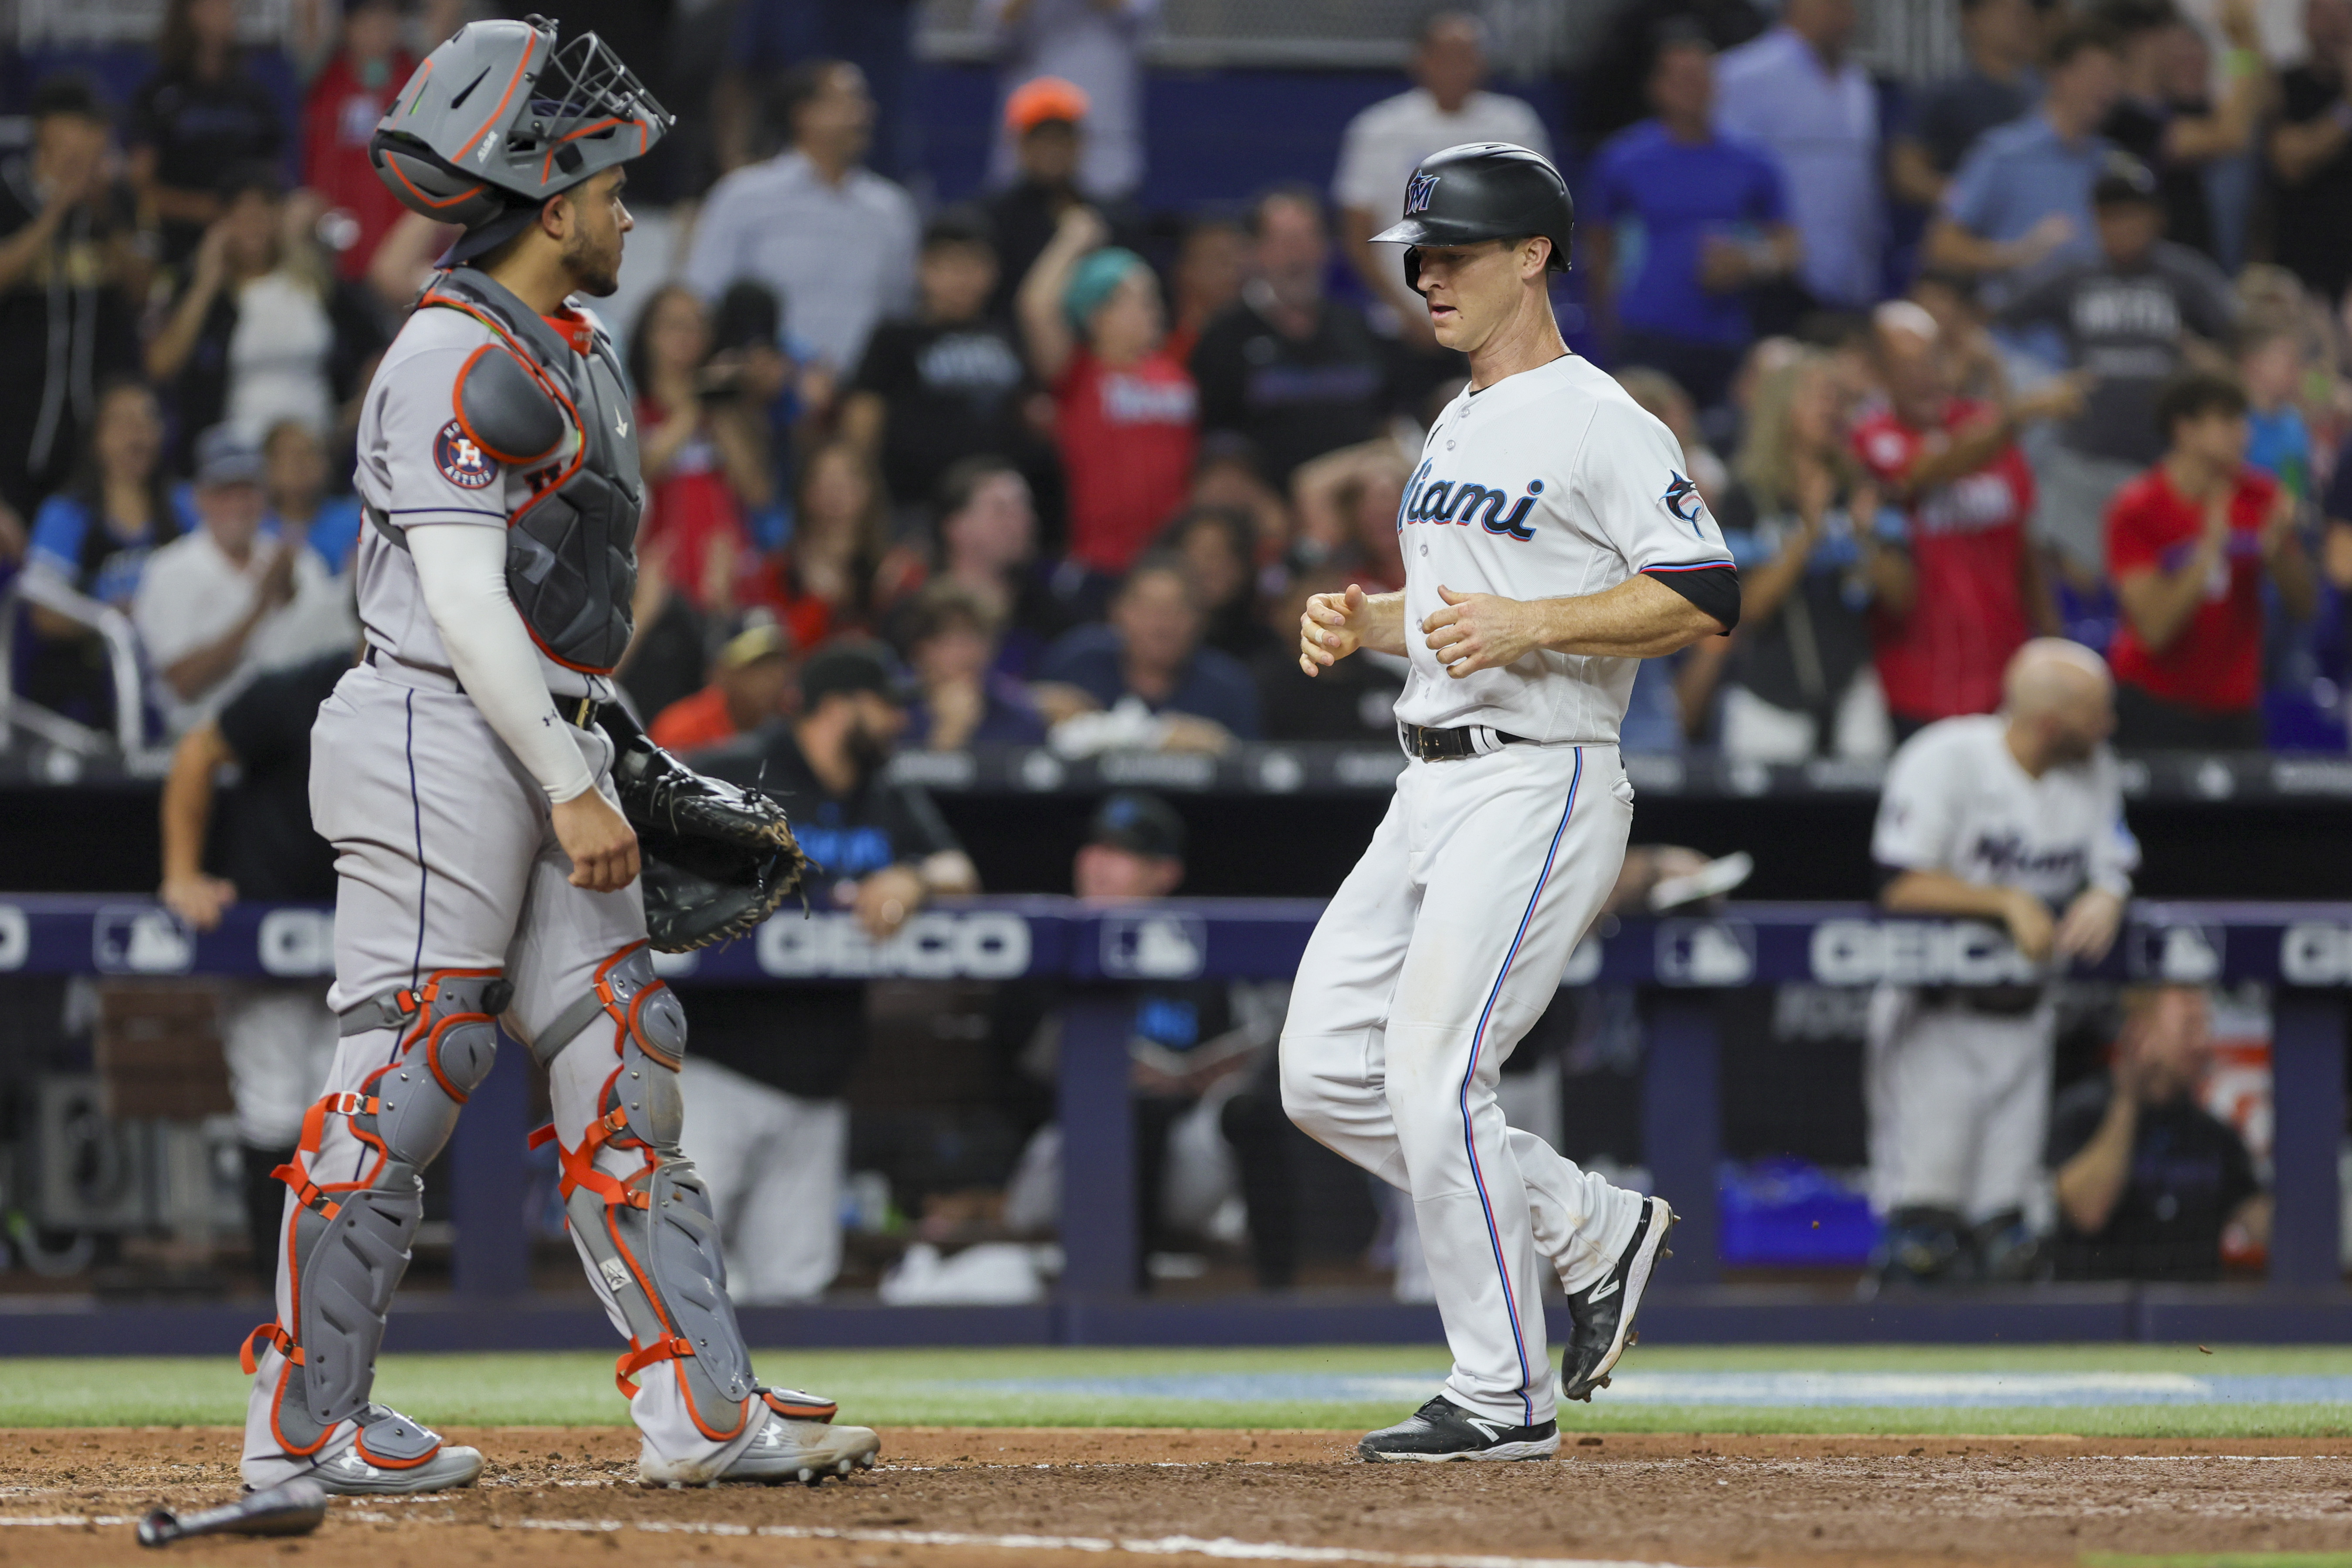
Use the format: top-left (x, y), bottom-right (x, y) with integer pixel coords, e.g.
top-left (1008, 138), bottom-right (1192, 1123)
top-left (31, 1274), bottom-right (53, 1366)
top-left (17, 0), bottom-right (2352, 773)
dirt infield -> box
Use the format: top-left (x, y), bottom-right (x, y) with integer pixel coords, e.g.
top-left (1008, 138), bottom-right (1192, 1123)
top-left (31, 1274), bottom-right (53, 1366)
top-left (3, 1427), bottom-right (2349, 1567)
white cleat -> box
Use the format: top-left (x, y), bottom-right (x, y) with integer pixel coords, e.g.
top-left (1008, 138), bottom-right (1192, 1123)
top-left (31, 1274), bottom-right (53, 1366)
top-left (638, 1412), bottom-right (881, 1487)
top-left (304, 1443), bottom-right (485, 1495)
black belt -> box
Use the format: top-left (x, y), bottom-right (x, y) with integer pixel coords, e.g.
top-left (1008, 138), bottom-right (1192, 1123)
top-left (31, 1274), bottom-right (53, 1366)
top-left (1397, 720), bottom-right (1532, 762)
top-left (364, 645), bottom-right (606, 730)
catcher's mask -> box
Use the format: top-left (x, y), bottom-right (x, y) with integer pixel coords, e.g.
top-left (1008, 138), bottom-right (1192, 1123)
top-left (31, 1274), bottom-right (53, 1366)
top-left (371, 13), bottom-right (673, 263)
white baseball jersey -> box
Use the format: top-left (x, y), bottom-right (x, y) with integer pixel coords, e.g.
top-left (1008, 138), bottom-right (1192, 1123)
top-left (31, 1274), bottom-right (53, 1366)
top-left (1392, 354), bottom-right (1732, 744)
top-left (351, 302), bottom-right (599, 700)
top-left (1872, 714), bottom-right (2139, 904)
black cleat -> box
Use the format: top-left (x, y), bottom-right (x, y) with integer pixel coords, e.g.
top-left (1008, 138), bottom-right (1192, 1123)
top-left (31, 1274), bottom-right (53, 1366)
top-left (1358, 1395), bottom-right (1559, 1463)
top-left (1560, 1194), bottom-right (1674, 1403)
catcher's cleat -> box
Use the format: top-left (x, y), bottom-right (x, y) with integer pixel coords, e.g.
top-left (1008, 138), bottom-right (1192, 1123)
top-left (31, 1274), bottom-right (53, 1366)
top-left (1358, 1395), bottom-right (1559, 1462)
top-left (638, 1412), bottom-right (880, 1487)
top-left (1560, 1194), bottom-right (1675, 1404)
top-left (300, 1432), bottom-right (484, 1495)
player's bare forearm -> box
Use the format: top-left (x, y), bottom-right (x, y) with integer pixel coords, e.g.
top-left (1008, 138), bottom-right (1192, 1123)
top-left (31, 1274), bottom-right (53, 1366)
top-left (1421, 574), bottom-right (1719, 677)
top-left (1880, 868), bottom-right (2018, 922)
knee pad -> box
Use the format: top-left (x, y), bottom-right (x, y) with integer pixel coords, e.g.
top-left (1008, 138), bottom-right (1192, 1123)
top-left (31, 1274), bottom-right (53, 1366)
top-left (241, 969), bottom-right (508, 1456)
top-left (530, 943), bottom-right (753, 1442)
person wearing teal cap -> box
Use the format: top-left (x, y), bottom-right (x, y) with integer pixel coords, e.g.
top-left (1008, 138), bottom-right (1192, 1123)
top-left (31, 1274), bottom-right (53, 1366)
top-left (1016, 204), bottom-right (1199, 590)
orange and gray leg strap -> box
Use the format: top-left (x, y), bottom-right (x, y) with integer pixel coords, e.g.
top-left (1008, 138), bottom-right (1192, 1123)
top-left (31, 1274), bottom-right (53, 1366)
top-left (532, 943), bottom-right (769, 1443)
top-left (240, 969), bottom-right (510, 1466)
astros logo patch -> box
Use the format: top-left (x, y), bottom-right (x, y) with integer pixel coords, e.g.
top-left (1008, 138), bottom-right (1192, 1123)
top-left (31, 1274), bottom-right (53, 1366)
top-left (1404, 171), bottom-right (1440, 215)
top-left (435, 420), bottom-right (499, 490)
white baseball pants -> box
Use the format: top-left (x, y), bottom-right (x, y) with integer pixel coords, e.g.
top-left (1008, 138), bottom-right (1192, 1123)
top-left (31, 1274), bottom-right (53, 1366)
top-left (241, 663), bottom-right (767, 1486)
top-left (1281, 742), bottom-right (1647, 1429)
top-left (676, 1058), bottom-right (847, 1303)
top-left (1865, 986), bottom-right (2057, 1222)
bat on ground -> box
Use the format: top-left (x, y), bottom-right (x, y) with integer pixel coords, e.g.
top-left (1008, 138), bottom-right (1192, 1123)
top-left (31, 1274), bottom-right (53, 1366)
top-left (137, 1477), bottom-right (328, 1547)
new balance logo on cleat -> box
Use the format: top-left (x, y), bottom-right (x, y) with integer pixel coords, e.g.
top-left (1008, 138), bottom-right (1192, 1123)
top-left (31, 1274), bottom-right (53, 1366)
top-left (1587, 1277), bottom-right (1620, 1302)
top-left (1561, 1195), bottom-right (1675, 1404)
top-left (1358, 1396), bottom-right (1560, 1463)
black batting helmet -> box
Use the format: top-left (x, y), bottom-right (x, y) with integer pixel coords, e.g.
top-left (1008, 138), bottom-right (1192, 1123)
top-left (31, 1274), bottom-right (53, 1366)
top-left (1372, 142), bottom-right (1574, 289)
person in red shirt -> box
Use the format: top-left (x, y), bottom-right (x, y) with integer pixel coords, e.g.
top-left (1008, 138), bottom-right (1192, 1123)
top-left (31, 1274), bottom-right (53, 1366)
top-left (1016, 203), bottom-right (1197, 583)
top-left (2107, 371), bottom-right (2317, 749)
top-left (300, 0), bottom-right (415, 281)
top-left (629, 283), bottom-right (776, 617)
top-left (649, 612), bottom-right (794, 755)
top-left (1852, 303), bottom-right (2076, 735)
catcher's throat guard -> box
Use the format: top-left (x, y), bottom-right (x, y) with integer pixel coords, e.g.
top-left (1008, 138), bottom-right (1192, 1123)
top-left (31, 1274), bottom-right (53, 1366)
top-left (597, 705), bottom-right (814, 952)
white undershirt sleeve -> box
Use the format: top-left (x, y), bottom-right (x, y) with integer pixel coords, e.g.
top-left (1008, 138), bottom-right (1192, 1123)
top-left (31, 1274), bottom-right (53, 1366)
top-left (403, 522), bottom-right (596, 805)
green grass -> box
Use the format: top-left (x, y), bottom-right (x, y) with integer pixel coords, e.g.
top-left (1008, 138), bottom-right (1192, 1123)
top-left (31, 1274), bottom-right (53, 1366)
top-left (2, 1344), bottom-right (2348, 1435)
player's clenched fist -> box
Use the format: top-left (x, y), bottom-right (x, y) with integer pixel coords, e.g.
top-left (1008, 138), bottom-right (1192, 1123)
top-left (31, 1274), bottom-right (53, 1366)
top-left (1423, 585), bottom-right (1541, 677)
top-left (1299, 582), bottom-right (1370, 675)
top-left (553, 788), bottom-right (642, 892)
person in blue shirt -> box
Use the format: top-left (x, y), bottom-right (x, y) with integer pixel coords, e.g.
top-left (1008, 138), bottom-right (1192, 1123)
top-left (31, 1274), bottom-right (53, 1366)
top-left (259, 419), bottom-right (360, 575)
top-left (1037, 553), bottom-right (1263, 743)
top-left (1585, 22), bottom-right (1801, 410)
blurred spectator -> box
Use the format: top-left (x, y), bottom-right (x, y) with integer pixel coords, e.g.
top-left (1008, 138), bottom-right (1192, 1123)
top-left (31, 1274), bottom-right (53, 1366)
top-left (986, 0), bottom-right (1156, 201)
top-left (1573, 0), bottom-right (1768, 152)
top-left (260, 419), bottom-right (360, 576)
top-left (299, 0), bottom-right (414, 282)
top-left (899, 579), bottom-right (1047, 748)
top-left (1889, 0), bottom-right (2046, 209)
top-left (20, 380), bottom-right (180, 725)
top-left (2239, 315), bottom-right (2313, 497)
top-left (648, 611), bottom-right (793, 753)
top-left (2048, 984), bottom-right (2270, 1280)
top-left (2106, 371), bottom-right (2316, 747)
top-left (1854, 303), bottom-right (2073, 734)
top-left (1613, 366), bottom-right (1731, 506)
top-left (1159, 505), bottom-right (1267, 661)
top-left (630, 284), bottom-right (774, 618)
top-left (128, 0), bottom-right (290, 268)
top-left (1712, 0), bottom-right (1881, 314)
top-left (685, 642), bottom-right (981, 1300)
top-left (684, 59), bottom-right (918, 377)
top-left (145, 169), bottom-right (389, 463)
top-left (1253, 566), bottom-right (1407, 743)
top-left (1163, 215), bottom-right (1247, 369)
top-left (1190, 186), bottom-right (1387, 487)
top-left (1036, 553), bottom-right (1261, 745)
top-left (1711, 352), bottom-right (1908, 760)
top-left (718, 0), bottom-right (919, 179)
top-left (363, 209), bottom-right (458, 313)
top-left (1333, 10), bottom-right (1552, 342)
top-left (0, 75), bottom-right (146, 521)
top-left (749, 440), bottom-right (888, 651)
top-left (133, 427), bottom-right (354, 734)
top-left (1908, 270), bottom-right (2011, 403)
top-left (1585, 27), bottom-right (1800, 410)
top-left (980, 77), bottom-right (1145, 323)
top-left (2099, 0), bottom-right (2266, 264)
top-left (156, 647), bottom-right (349, 1290)
top-left (1017, 207), bottom-right (1198, 579)
top-left (1191, 433), bottom-right (1294, 565)
top-left (927, 455), bottom-right (1074, 676)
top-left (844, 211), bottom-right (1035, 520)
top-left (2267, 0), bottom-right (2352, 307)
top-left (1927, 17), bottom-right (2124, 281)
top-left (1996, 154), bottom-right (2237, 598)
top-left (1869, 639), bottom-right (2135, 1287)
top-left (1290, 437), bottom-right (1410, 593)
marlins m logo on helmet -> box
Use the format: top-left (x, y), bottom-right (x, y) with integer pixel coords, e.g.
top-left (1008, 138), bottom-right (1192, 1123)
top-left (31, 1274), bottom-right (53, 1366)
top-left (1404, 171), bottom-right (1440, 215)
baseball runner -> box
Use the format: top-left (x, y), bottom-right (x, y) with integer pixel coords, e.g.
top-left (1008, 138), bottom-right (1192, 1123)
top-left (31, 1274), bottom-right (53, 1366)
top-left (236, 16), bottom-right (874, 1494)
top-left (1285, 143), bottom-right (1741, 1462)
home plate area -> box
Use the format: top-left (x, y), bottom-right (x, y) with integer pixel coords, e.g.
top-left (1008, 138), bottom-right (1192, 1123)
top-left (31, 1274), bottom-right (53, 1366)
top-left (4, 1428), bottom-right (2351, 1568)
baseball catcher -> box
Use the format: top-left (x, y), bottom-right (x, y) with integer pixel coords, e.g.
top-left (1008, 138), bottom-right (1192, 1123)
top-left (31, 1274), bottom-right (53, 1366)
top-left (236, 14), bottom-right (874, 1495)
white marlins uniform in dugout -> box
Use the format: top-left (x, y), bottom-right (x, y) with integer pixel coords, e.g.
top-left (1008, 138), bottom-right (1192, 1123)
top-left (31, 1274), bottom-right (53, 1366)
top-left (1281, 354), bottom-right (1733, 1429)
top-left (1866, 714), bottom-right (2138, 1226)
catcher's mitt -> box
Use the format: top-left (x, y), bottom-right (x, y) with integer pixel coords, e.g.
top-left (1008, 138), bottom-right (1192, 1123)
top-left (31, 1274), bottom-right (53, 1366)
top-left (599, 708), bottom-right (815, 952)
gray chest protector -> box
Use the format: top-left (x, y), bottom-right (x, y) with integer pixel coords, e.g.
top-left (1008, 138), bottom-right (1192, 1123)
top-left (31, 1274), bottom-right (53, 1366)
top-left (384, 266), bottom-right (644, 675)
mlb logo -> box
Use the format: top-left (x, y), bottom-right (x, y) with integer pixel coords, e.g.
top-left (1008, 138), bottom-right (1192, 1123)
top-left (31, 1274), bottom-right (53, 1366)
top-left (1101, 912), bottom-right (1206, 980)
top-left (94, 906), bottom-right (193, 975)
top-left (2126, 923), bottom-right (2224, 985)
top-left (1404, 172), bottom-right (1440, 215)
top-left (1655, 919), bottom-right (1755, 986)
top-left (434, 419), bottom-right (499, 490)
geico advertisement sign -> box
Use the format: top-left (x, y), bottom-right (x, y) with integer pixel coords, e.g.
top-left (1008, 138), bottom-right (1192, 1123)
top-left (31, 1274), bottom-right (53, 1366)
top-left (755, 909), bottom-right (1032, 979)
top-left (1809, 919), bottom-right (2041, 986)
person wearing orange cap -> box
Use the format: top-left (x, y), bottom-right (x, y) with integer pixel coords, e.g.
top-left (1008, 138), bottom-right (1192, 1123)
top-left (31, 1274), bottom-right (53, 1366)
top-left (983, 74), bottom-right (1142, 321)
top-left (986, 0), bottom-right (1154, 198)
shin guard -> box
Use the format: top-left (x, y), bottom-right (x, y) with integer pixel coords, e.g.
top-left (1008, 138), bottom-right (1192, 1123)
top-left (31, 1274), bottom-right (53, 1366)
top-left (535, 943), bottom-right (757, 1442)
top-left (241, 970), bottom-right (509, 1458)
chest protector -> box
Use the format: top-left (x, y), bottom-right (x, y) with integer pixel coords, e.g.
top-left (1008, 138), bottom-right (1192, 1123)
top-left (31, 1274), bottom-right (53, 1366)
top-left (388, 266), bottom-right (644, 674)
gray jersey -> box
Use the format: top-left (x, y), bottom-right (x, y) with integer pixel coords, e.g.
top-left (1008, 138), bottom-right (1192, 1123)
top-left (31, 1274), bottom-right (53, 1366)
top-left (351, 303), bottom-right (600, 699)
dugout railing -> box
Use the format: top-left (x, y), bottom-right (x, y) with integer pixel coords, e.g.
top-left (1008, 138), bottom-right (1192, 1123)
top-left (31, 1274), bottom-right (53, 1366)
top-left (0, 894), bottom-right (2344, 1353)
